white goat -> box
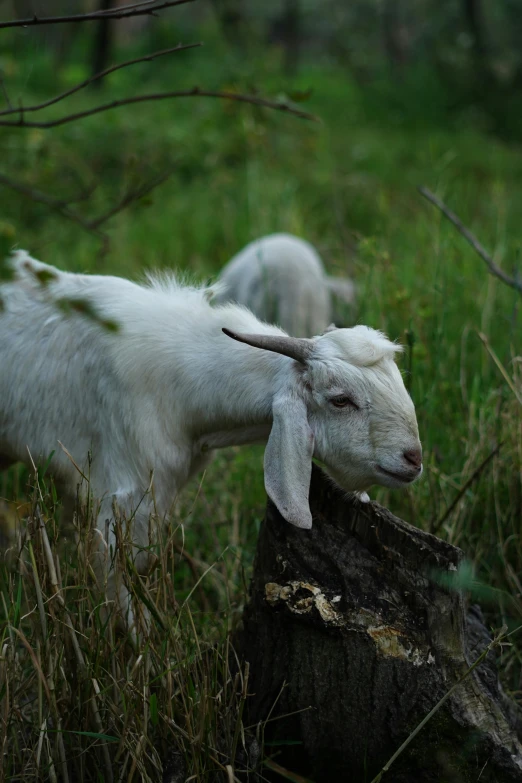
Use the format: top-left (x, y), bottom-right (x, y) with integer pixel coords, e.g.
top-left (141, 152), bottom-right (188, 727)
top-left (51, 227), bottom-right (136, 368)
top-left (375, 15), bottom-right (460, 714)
top-left (214, 233), bottom-right (355, 336)
top-left (0, 251), bottom-right (421, 627)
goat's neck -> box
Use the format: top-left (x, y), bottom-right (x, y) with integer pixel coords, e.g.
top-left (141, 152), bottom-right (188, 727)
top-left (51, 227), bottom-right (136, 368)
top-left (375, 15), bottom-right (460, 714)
top-left (183, 346), bottom-right (289, 446)
top-left (195, 423), bottom-right (273, 452)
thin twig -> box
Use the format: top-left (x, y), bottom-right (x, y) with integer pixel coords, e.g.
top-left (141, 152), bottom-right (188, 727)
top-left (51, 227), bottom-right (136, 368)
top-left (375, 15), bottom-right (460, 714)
top-left (263, 759), bottom-right (313, 783)
top-left (0, 88), bottom-right (318, 129)
top-left (478, 332), bottom-right (522, 405)
top-left (0, 166), bottom-right (175, 240)
top-left (0, 43), bottom-right (202, 118)
top-left (0, 71), bottom-right (12, 110)
top-left (27, 539), bottom-right (48, 639)
top-left (432, 441), bottom-right (503, 534)
top-left (10, 626), bottom-right (52, 704)
top-left (0, 0), bottom-right (194, 29)
top-left (418, 186), bottom-right (522, 295)
top-left (89, 166), bottom-right (176, 229)
top-left (56, 721), bottom-right (70, 783)
top-left (0, 172), bottom-right (107, 241)
top-left (81, 0), bottom-right (159, 16)
top-left (230, 661), bottom-right (249, 766)
top-left (61, 182), bottom-right (98, 206)
top-left (172, 540), bottom-right (212, 613)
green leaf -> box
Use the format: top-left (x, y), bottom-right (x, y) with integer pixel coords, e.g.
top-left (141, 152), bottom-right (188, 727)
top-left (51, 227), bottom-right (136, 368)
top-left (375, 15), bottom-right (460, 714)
top-left (287, 88), bottom-right (313, 103)
top-left (150, 693), bottom-right (158, 726)
top-left (12, 577), bottom-right (22, 628)
top-left (53, 729), bottom-right (119, 742)
top-left (0, 223), bottom-right (16, 271)
top-left (34, 268), bottom-right (58, 287)
top-left (56, 297), bottom-right (120, 333)
top-left (39, 450), bottom-right (56, 480)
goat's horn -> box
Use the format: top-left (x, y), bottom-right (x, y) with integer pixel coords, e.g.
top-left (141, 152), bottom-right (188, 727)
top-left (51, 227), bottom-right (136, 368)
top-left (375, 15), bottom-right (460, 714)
top-left (222, 328), bottom-right (313, 364)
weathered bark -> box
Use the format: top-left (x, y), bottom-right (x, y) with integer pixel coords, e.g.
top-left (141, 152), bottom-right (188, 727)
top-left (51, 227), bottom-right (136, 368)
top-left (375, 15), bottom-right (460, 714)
top-left (239, 465), bottom-right (522, 782)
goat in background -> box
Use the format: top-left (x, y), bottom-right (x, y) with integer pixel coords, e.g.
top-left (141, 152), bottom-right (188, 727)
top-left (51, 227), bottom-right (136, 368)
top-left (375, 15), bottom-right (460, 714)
top-left (214, 233), bottom-right (356, 336)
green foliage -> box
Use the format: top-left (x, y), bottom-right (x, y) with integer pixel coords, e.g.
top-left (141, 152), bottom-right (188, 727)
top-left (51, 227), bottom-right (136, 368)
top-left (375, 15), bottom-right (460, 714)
top-left (55, 296), bottom-right (120, 333)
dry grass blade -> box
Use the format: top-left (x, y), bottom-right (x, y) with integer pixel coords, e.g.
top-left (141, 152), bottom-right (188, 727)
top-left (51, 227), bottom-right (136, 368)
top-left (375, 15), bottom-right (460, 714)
top-left (36, 508), bottom-right (115, 783)
top-left (27, 538), bottom-right (48, 638)
top-left (56, 721), bottom-right (70, 783)
top-left (225, 765), bottom-right (239, 783)
top-left (230, 661), bottom-right (249, 764)
top-left (0, 459), bottom-right (259, 780)
top-left (10, 626), bottom-right (52, 704)
top-left (57, 441), bottom-right (89, 481)
top-left (478, 332), bottom-right (522, 405)
top-left (263, 758), bottom-right (316, 783)
top-left (432, 441), bottom-right (503, 534)
top-left (419, 186), bottom-right (522, 295)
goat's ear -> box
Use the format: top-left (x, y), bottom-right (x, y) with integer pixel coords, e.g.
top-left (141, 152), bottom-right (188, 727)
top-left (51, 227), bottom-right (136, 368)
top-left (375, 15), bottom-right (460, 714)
top-left (323, 322), bottom-right (338, 334)
top-left (264, 395), bottom-right (314, 529)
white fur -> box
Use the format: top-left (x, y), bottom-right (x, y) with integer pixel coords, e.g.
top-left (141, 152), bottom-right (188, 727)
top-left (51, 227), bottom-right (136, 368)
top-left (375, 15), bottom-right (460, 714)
top-left (0, 251), bottom-right (421, 625)
top-left (214, 233), bottom-right (355, 336)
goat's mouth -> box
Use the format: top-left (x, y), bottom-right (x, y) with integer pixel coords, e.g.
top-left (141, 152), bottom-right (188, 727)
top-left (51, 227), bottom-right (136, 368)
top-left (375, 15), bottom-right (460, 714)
top-left (376, 465), bottom-right (420, 485)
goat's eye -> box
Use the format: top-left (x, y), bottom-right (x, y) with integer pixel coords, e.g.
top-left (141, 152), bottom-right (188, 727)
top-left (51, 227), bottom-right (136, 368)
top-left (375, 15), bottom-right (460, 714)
top-left (330, 395), bottom-right (358, 410)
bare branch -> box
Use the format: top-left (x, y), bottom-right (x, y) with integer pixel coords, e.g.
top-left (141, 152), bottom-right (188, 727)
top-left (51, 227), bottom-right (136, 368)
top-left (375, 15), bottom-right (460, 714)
top-left (0, 172), bottom-right (107, 240)
top-left (0, 87), bottom-right (318, 129)
top-left (89, 167), bottom-right (176, 229)
top-left (86, 0), bottom-right (159, 16)
top-left (419, 186), bottom-right (522, 295)
top-left (0, 43), bottom-right (202, 118)
top-left (0, 0), bottom-right (194, 29)
top-left (0, 71), bottom-right (12, 110)
top-left (61, 182), bottom-right (99, 206)
top-left (0, 166), bottom-right (176, 242)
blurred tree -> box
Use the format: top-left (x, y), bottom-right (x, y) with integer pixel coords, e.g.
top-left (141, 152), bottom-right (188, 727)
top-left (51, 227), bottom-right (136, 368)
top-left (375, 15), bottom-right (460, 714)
top-left (464, 0), bottom-right (488, 63)
top-left (382, 0), bottom-right (409, 72)
top-left (268, 0), bottom-right (301, 75)
top-left (504, 0), bottom-right (522, 88)
top-left (210, 0), bottom-right (244, 47)
top-left (91, 0), bottom-right (115, 86)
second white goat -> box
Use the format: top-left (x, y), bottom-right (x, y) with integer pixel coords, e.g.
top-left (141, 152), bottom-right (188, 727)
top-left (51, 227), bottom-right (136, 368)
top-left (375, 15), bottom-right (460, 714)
top-left (214, 233), bottom-right (355, 336)
top-left (0, 251), bottom-right (421, 626)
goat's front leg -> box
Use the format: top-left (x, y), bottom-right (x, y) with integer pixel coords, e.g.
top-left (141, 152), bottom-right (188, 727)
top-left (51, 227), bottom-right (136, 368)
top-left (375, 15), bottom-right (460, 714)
top-left (91, 490), bottom-right (155, 636)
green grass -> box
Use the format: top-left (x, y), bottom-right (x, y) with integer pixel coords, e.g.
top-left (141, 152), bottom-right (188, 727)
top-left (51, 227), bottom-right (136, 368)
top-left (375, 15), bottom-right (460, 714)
top-left (0, 26), bottom-right (521, 781)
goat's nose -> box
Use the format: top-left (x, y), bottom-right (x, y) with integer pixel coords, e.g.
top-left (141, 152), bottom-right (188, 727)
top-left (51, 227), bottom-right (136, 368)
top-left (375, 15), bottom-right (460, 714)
top-left (403, 448), bottom-right (422, 469)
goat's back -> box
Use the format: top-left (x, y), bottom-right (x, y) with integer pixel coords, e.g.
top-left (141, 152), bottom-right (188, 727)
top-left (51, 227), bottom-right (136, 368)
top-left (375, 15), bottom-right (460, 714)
top-left (215, 233), bottom-right (331, 336)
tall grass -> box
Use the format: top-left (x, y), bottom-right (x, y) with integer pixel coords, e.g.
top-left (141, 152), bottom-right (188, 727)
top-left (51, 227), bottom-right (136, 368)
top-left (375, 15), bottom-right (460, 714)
top-left (1, 461), bottom-right (264, 782)
top-left (0, 29), bottom-right (521, 779)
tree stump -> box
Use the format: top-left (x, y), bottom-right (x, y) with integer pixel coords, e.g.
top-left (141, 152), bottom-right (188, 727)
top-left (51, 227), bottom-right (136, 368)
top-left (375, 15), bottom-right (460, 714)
top-left (239, 465), bottom-right (522, 782)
